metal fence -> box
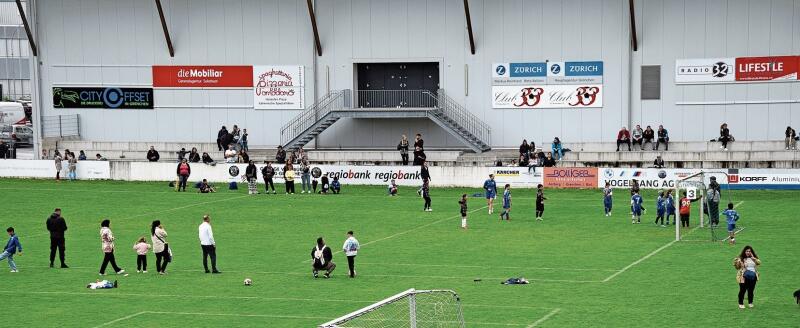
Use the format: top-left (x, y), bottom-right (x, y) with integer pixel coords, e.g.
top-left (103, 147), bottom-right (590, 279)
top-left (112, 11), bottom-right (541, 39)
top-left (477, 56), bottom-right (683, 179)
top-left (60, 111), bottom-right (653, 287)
top-left (42, 114), bottom-right (80, 138)
top-left (354, 90), bottom-right (437, 108)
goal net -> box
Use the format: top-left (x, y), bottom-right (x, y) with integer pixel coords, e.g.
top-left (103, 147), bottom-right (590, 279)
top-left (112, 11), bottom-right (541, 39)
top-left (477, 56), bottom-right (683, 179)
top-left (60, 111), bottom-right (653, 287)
top-left (675, 171), bottom-right (734, 242)
top-left (318, 289), bottom-right (465, 328)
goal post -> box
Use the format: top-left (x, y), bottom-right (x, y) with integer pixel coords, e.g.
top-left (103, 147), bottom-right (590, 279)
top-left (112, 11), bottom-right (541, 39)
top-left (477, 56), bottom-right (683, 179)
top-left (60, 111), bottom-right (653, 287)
top-left (318, 289), bottom-right (466, 328)
top-left (674, 170), bottom-right (733, 241)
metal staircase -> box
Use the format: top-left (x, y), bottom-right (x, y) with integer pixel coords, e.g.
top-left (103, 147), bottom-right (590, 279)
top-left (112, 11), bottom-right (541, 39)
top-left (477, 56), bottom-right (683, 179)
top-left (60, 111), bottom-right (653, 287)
top-left (280, 89), bottom-right (491, 153)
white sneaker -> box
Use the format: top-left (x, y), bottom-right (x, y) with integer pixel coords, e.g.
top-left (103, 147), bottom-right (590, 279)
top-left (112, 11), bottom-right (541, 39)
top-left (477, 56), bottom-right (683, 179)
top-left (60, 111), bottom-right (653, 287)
top-left (748, 304), bottom-right (754, 308)
top-left (720, 146), bottom-right (724, 149)
top-left (724, 148), bottom-right (728, 151)
top-left (116, 269), bottom-right (126, 275)
top-left (136, 270), bottom-right (141, 273)
top-left (738, 304), bottom-right (745, 309)
top-left (143, 271), bottom-right (148, 273)
top-left (10, 270), bottom-right (18, 273)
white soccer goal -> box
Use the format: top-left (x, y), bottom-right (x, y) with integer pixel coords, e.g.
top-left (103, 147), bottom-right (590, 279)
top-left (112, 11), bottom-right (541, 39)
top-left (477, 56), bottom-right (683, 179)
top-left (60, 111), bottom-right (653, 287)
top-left (318, 289), bottom-right (466, 328)
top-left (674, 171), bottom-right (734, 241)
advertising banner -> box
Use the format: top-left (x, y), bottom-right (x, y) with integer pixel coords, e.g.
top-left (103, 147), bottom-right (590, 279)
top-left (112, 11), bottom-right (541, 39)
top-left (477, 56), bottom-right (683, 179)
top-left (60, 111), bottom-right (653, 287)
top-left (0, 160), bottom-right (110, 179)
top-left (489, 167), bottom-right (543, 187)
top-left (492, 62), bottom-right (547, 85)
top-left (713, 169), bottom-right (800, 190)
top-left (152, 65), bottom-right (253, 87)
top-left (53, 87), bottom-right (153, 109)
top-left (253, 65), bottom-right (305, 109)
top-left (492, 84), bottom-right (603, 109)
top-left (492, 61), bottom-right (603, 86)
top-left (675, 58), bottom-right (735, 84)
top-left (598, 168), bottom-right (701, 189)
top-left (734, 56), bottom-right (798, 81)
top-left (544, 167), bottom-right (598, 188)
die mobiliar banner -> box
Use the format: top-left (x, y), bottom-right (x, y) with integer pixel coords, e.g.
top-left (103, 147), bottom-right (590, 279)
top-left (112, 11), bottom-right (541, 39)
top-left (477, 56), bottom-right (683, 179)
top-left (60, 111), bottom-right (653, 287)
top-left (675, 55), bottom-right (800, 84)
top-left (152, 66), bottom-right (253, 87)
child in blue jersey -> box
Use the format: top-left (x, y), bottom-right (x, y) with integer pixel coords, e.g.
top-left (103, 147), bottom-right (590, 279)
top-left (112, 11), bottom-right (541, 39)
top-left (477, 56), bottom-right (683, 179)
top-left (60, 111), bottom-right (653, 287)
top-left (500, 184), bottom-right (512, 220)
top-left (603, 182), bottom-right (613, 217)
top-left (484, 174), bottom-right (497, 214)
top-left (631, 191), bottom-right (643, 224)
top-left (665, 190), bottom-right (676, 225)
top-left (655, 191), bottom-right (666, 226)
top-left (722, 202), bottom-right (740, 245)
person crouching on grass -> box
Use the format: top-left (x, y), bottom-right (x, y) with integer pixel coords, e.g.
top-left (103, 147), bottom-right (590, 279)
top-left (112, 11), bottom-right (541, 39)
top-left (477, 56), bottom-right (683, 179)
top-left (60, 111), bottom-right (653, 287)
top-left (388, 179), bottom-right (398, 196)
top-left (311, 237), bottom-right (335, 278)
top-left (458, 194), bottom-right (468, 229)
top-left (630, 191), bottom-right (643, 224)
top-left (723, 203), bottom-right (740, 245)
top-left (500, 184), bottom-right (512, 220)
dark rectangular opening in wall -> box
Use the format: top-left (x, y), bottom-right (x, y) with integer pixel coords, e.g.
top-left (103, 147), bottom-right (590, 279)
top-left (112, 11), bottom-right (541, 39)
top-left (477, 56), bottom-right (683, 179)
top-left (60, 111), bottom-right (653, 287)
top-left (356, 62), bottom-right (440, 108)
top-left (641, 65), bottom-right (661, 100)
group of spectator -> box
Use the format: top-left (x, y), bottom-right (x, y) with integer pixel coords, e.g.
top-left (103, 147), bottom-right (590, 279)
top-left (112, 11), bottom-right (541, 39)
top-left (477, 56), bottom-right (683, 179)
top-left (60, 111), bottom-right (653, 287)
top-left (616, 125), bottom-right (669, 151)
top-left (216, 125), bottom-right (248, 152)
top-left (396, 133), bottom-right (426, 165)
top-left (508, 138), bottom-right (559, 169)
top-left (148, 146), bottom-right (216, 165)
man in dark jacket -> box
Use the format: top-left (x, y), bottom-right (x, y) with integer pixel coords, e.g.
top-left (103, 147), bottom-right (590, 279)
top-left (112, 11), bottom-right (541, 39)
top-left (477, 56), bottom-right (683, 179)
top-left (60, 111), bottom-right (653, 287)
top-left (420, 160), bottom-right (431, 182)
top-left (147, 146), bottom-right (160, 162)
top-left (217, 126), bottom-right (229, 151)
top-left (311, 237), bottom-right (336, 278)
top-left (46, 208), bottom-right (68, 268)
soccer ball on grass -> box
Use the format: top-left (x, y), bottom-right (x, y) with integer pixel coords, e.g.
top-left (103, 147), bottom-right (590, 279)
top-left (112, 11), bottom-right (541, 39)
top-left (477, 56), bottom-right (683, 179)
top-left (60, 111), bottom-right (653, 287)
top-left (243, 278), bottom-right (253, 286)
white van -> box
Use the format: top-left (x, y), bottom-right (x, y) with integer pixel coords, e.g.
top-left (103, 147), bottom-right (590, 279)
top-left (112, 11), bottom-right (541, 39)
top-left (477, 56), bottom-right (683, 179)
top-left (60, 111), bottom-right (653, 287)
top-left (0, 102), bottom-right (27, 125)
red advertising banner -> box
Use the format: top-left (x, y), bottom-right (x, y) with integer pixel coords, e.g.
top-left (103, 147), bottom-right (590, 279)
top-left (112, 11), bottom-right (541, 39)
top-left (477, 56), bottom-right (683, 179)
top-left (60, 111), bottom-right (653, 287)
top-left (735, 56), bottom-right (799, 82)
top-left (543, 167), bottom-right (598, 188)
top-left (152, 66), bottom-right (253, 87)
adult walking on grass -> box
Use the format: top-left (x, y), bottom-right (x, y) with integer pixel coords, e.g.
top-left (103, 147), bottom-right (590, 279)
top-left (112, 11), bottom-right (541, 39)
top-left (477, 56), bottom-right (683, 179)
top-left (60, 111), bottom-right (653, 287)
top-left (733, 245), bottom-right (760, 309)
top-left (46, 208), bottom-right (68, 268)
top-left (98, 219), bottom-right (125, 276)
top-left (176, 159), bottom-right (191, 192)
top-left (199, 215), bottom-right (220, 274)
top-left (151, 220), bottom-right (170, 275)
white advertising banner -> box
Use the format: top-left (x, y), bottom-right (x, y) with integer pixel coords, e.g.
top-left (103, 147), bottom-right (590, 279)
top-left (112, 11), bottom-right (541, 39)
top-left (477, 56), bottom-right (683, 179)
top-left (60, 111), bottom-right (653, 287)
top-left (488, 166), bottom-right (543, 187)
top-left (705, 169), bottom-right (800, 190)
top-left (598, 168), bottom-right (701, 189)
top-left (0, 160), bottom-right (111, 179)
top-left (253, 65), bottom-right (305, 109)
top-left (492, 84), bottom-right (603, 109)
top-left (675, 58), bottom-right (735, 84)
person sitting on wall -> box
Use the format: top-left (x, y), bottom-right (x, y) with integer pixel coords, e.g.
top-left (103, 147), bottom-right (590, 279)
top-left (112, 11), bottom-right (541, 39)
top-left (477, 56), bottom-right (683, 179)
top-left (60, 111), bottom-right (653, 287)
top-left (653, 155), bottom-right (665, 168)
top-left (188, 147), bottom-right (201, 163)
top-left (275, 146), bottom-right (287, 164)
top-left (631, 125), bottom-right (644, 150)
top-left (642, 126), bottom-right (655, 150)
top-left (224, 145), bottom-right (237, 164)
top-left (413, 146), bottom-right (426, 166)
top-left (656, 125), bottom-right (669, 151)
top-left (176, 148), bottom-right (188, 162)
top-left (616, 126), bottom-right (632, 151)
top-left (95, 153), bottom-right (107, 161)
top-left (147, 146), bottom-right (160, 162)
top-left (201, 152), bottom-right (214, 165)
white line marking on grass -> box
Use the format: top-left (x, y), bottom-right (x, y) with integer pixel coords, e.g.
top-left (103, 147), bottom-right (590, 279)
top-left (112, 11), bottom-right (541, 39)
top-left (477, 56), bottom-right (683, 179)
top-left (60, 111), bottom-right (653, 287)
top-left (603, 201), bottom-right (744, 283)
top-left (357, 262), bottom-right (618, 272)
top-left (526, 308), bottom-right (561, 328)
top-left (721, 227), bottom-right (746, 242)
top-left (92, 311), bottom-right (148, 328)
top-left (302, 205), bottom-right (490, 263)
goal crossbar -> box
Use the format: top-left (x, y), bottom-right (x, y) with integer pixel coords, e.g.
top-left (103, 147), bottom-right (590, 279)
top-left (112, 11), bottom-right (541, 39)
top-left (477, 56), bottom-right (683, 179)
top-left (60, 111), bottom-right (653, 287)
top-left (318, 289), bottom-right (464, 328)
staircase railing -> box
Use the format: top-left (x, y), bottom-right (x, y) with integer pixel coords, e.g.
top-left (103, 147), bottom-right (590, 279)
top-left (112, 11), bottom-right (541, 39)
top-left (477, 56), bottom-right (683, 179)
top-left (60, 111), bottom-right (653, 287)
top-left (423, 89), bottom-right (491, 147)
top-left (353, 90), bottom-right (437, 108)
top-left (279, 90), bottom-right (350, 147)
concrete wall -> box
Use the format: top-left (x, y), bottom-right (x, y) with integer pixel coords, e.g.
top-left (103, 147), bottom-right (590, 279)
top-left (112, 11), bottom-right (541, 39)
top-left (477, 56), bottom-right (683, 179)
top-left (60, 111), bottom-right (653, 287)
top-left (33, 0), bottom-right (800, 148)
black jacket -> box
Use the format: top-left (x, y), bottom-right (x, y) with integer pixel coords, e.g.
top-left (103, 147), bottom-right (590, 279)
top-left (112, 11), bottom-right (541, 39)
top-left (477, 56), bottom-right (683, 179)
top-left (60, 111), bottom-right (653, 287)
top-left (147, 150), bottom-right (160, 162)
top-left (543, 157), bottom-right (556, 167)
top-left (188, 152), bottom-right (200, 163)
top-left (261, 166), bottom-right (275, 179)
top-left (311, 245), bottom-right (333, 269)
top-left (202, 154), bottom-right (214, 164)
top-left (275, 149), bottom-right (286, 163)
top-left (413, 150), bottom-right (426, 165)
top-left (46, 213), bottom-right (68, 238)
top-left (654, 158), bottom-right (665, 168)
top-left (414, 139), bottom-right (424, 150)
top-left (246, 164), bottom-right (257, 179)
top-left (421, 165), bottom-right (431, 181)
top-left (643, 129), bottom-right (655, 140)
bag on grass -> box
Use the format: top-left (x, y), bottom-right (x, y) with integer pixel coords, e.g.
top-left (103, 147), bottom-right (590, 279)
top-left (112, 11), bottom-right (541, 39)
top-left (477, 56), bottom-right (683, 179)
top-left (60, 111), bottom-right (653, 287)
top-left (501, 277), bottom-right (529, 285)
top-left (229, 181), bottom-right (238, 190)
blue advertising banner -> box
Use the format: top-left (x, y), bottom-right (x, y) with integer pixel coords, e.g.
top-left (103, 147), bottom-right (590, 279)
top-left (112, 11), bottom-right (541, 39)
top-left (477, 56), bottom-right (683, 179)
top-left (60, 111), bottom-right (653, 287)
top-left (493, 61), bottom-right (603, 86)
top-left (564, 61), bottom-right (604, 76)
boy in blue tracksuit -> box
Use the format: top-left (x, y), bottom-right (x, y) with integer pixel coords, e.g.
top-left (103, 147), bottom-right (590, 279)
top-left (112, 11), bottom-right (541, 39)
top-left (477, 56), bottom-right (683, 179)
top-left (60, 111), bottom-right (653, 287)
top-left (665, 190), bottom-right (676, 225)
top-left (655, 191), bottom-right (666, 226)
top-left (1, 227), bottom-right (23, 272)
top-left (722, 203), bottom-right (740, 245)
top-left (631, 191), bottom-right (643, 224)
top-left (500, 184), bottom-right (512, 220)
top-left (603, 183), bottom-right (613, 217)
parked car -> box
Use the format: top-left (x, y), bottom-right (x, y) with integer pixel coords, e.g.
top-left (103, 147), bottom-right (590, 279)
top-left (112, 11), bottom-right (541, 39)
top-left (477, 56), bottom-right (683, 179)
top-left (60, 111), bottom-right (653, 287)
top-left (0, 124), bottom-right (33, 145)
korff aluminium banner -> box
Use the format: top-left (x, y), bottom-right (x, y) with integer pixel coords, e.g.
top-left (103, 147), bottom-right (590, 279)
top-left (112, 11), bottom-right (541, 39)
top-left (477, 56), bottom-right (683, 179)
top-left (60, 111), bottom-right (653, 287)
top-left (152, 65), bottom-right (253, 87)
top-left (253, 65), bottom-right (305, 109)
top-left (492, 84), bottom-right (603, 109)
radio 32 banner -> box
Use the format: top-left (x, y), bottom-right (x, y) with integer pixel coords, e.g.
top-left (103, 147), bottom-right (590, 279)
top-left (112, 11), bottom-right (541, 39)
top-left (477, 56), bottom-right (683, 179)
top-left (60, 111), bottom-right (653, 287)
top-left (492, 84), bottom-right (603, 109)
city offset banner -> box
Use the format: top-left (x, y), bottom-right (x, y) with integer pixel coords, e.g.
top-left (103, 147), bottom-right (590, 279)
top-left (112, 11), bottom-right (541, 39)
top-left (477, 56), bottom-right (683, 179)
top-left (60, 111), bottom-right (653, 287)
top-left (152, 65), bottom-right (253, 87)
top-left (53, 87), bottom-right (153, 109)
top-left (675, 55), bottom-right (800, 84)
top-left (253, 65), bottom-right (305, 109)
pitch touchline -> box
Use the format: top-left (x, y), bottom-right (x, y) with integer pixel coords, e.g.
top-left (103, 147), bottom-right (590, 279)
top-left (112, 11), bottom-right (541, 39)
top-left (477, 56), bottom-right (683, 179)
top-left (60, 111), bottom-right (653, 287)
top-left (602, 201), bottom-right (744, 283)
top-left (92, 311), bottom-right (148, 328)
top-left (302, 205), bottom-right (490, 263)
top-left (526, 308), bottom-right (562, 328)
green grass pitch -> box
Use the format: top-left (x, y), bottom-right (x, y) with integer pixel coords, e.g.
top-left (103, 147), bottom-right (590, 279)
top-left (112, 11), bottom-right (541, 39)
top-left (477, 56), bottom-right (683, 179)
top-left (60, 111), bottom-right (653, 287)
top-left (0, 179), bottom-right (798, 327)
